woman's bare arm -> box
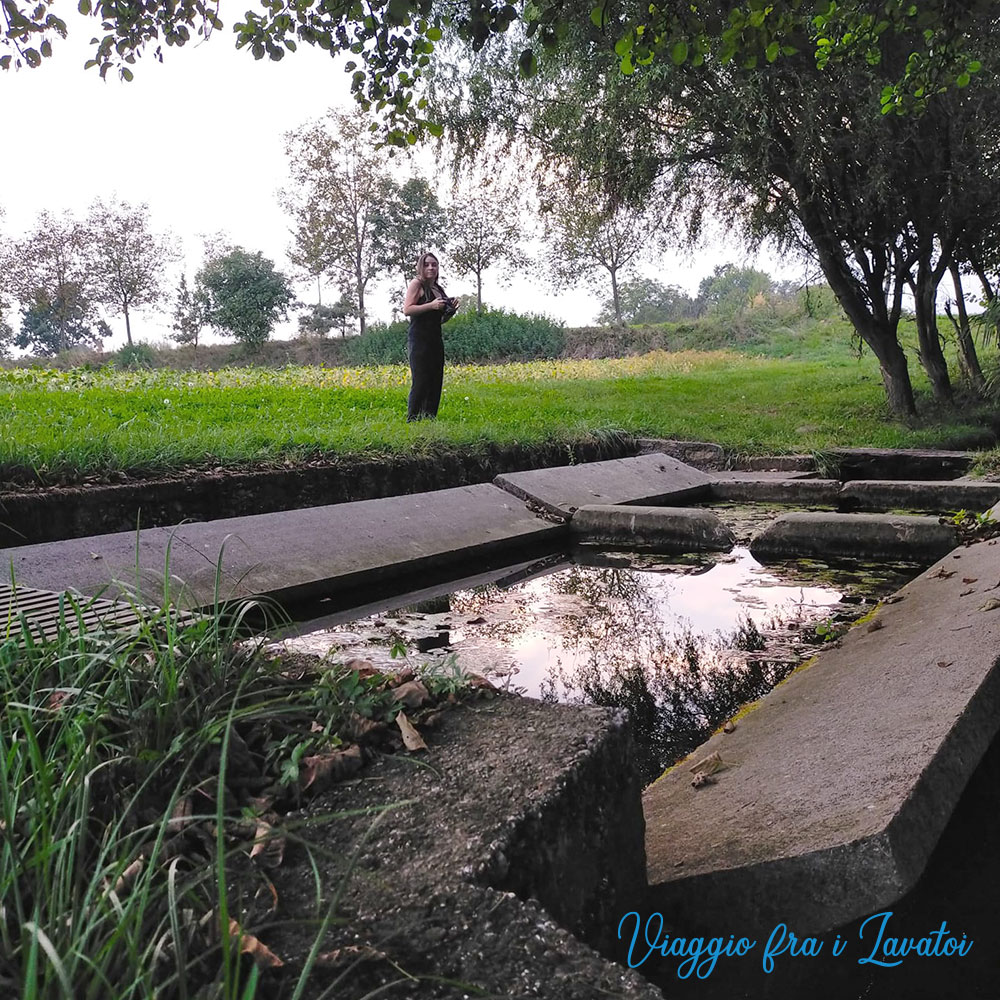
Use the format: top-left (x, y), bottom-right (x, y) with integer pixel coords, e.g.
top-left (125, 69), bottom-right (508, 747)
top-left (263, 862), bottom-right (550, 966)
top-left (403, 279), bottom-right (446, 317)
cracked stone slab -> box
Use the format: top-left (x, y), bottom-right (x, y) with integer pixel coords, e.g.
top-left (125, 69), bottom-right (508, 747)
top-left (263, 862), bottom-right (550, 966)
top-left (494, 453), bottom-right (713, 518)
top-left (571, 504), bottom-right (735, 553)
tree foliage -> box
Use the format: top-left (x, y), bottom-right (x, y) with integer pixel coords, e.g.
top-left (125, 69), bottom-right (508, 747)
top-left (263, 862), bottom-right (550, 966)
top-left (16, 289), bottom-right (110, 356)
top-left (595, 277), bottom-right (697, 326)
top-left (282, 110), bottom-right (391, 336)
top-left (448, 173), bottom-right (525, 313)
top-left (373, 176), bottom-right (445, 290)
top-left (171, 273), bottom-right (209, 352)
top-left (196, 247), bottom-right (293, 350)
top-left (86, 197), bottom-right (178, 346)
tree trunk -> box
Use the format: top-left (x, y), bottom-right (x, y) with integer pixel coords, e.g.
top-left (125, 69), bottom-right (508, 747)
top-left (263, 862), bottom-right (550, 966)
top-left (946, 263), bottom-right (984, 394)
top-left (912, 263), bottom-right (952, 404)
top-left (476, 269), bottom-right (483, 314)
top-left (124, 301), bottom-right (133, 346)
top-left (357, 280), bottom-right (367, 338)
top-left (610, 267), bottom-right (622, 325)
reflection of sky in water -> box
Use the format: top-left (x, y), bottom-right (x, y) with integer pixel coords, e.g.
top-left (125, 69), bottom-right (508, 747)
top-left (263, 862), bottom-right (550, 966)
top-left (448, 546), bottom-right (844, 700)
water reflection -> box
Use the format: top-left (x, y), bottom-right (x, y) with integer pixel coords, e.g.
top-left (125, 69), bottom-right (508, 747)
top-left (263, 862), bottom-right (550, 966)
top-left (280, 547), bottom-right (919, 783)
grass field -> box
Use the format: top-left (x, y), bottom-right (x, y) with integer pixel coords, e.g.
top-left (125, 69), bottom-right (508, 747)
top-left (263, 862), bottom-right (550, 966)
top-left (1, 341), bottom-right (995, 485)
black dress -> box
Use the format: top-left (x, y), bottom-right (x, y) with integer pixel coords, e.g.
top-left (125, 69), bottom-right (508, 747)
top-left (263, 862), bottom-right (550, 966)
top-left (407, 284), bottom-right (448, 420)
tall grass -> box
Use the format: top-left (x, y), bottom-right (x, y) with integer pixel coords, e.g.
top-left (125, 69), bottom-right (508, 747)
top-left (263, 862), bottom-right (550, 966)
top-left (0, 589), bottom-right (408, 999)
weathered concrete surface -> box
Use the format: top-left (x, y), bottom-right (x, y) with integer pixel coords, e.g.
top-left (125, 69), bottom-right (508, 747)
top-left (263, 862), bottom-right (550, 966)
top-left (709, 476), bottom-right (841, 505)
top-left (643, 536), bottom-right (1000, 935)
top-left (839, 479), bottom-right (1000, 513)
top-left (495, 453), bottom-right (713, 518)
top-left (0, 438), bottom-right (636, 547)
top-left (827, 447), bottom-right (975, 480)
top-left (0, 485), bottom-right (564, 610)
top-left (750, 511), bottom-right (958, 561)
top-left (266, 695), bottom-right (663, 999)
top-left (635, 438), bottom-right (726, 469)
top-left (570, 504), bottom-right (735, 553)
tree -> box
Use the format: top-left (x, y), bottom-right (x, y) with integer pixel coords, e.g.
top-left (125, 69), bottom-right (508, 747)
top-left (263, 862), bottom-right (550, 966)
top-left (5, 211), bottom-right (104, 355)
top-left (431, 3), bottom-right (1000, 417)
top-left (171, 273), bottom-right (209, 354)
top-left (697, 266), bottom-right (774, 317)
top-left (282, 110), bottom-right (392, 336)
top-left (86, 198), bottom-right (178, 346)
top-left (595, 278), bottom-right (697, 326)
top-left (16, 288), bottom-right (110, 356)
top-left (298, 294), bottom-right (358, 338)
top-left (541, 181), bottom-right (668, 325)
top-left (374, 176), bottom-right (445, 291)
top-left (196, 247), bottom-right (293, 350)
top-left (448, 174), bottom-right (525, 314)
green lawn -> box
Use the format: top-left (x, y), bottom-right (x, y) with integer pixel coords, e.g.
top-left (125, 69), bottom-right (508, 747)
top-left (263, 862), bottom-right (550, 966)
top-left (0, 348), bottom-right (992, 485)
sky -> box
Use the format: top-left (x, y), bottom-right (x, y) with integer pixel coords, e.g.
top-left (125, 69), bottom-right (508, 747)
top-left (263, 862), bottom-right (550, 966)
top-left (0, 12), bottom-right (806, 349)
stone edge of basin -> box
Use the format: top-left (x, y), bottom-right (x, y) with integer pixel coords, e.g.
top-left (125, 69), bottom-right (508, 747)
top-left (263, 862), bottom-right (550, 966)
top-left (749, 510), bottom-right (958, 561)
top-left (570, 504), bottom-right (736, 553)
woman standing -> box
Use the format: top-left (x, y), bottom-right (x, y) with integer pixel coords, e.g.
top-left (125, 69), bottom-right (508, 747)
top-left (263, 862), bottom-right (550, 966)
top-left (403, 251), bottom-right (459, 421)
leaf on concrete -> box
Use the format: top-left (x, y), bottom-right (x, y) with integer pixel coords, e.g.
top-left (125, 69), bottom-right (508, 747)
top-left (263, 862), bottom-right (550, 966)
top-left (691, 772), bottom-right (716, 789)
top-left (300, 744), bottom-right (364, 793)
top-left (979, 598), bottom-right (1000, 612)
top-left (963, 577), bottom-right (978, 584)
top-left (937, 661), bottom-right (953, 669)
top-left (931, 567), bottom-right (956, 579)
top-left (689, 751), bottom-right (726, 775)
top-left (396, 711), bottom-right (427, 752)
top-left (866, 618), bottom-right (884, 632)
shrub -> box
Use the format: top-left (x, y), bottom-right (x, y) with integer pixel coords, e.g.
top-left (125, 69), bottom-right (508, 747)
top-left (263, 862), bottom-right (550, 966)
top-left (344, 310), bottom-right (566, 365)
top-left (113, 342), bottom-right (157, 369)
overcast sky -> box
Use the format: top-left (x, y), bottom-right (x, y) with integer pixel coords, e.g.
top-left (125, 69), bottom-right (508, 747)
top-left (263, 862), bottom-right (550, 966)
top-left (1, 14), bottom-right (804, 349)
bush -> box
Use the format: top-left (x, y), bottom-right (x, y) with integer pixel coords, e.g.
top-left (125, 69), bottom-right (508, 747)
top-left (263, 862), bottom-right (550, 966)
top-left (112, 342), bottom-right (158, 369)
top-left (343, 310), bottom-right (566, 365)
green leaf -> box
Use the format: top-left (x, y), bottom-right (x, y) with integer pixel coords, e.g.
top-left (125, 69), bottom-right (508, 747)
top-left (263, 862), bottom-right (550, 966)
top-left (590, 5), bottom-right (603, 27)
top-left (77, 0), bottom-right (91, 13)
top-left (121, 66), bottom-right (133, 81)
top-left (671, 39), bottom-right (688, 65)
top-left (956, 71), bottom-right (971, 88)
top-left (518, 47), bottom-right (537, 77)
top-left (614, 34), bottom-right (631, 57)
top-left (968, 60), bottom-right (982, 73)
top-left (765, 41), bottom-right (779, 62)
top-left (426, 25), bottom-right (441, 40)
top-left (621, 51), bottom-right (634, 74)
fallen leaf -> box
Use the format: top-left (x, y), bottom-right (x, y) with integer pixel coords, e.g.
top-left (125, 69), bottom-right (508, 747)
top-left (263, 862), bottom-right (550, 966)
top-left (466, 673), bottom-right (497, 690)
top-left (691, 772), bottom-right (716, 789)
top-left (931, 567), bottom-right (956, 580)
top-left (227, 919), bottom-right (284, 968)
top-left (722, 721), bottom-right (736, 734)
top-left (300, 745), bottom-right (363, 793)
top-left (344, 658), bottom-right (378, 679)
top-left (979, 598), bottom-right (1000, 612)
top-left (89, 551), bottom-right (102, 560)
top-left (882, 595), bottom-right (904, 604)
top-left (393, 667), bottom-right (416, 684)
top-left (315, 945), bottom-right (387, 968)
top-left (391, 679), bottom-right (430, 709)
top-left (466, 617), bottom-right (487, 625)
top-left (960, 588), bottom-right (975, 597)
top-left (937, 661), bottom-right (953, 669)
top-left (396, 711), bottom-right (427, 752)
top-left (866, 619), bottom-right (884, 632)
top-left (166, 796), bottom-right (195, 834)
top-left (690, 751), bottom-right (726, 776)
top-left (114, 856), bottom-right (146, 894)
top-left (963, 578), bottom-right (978, 584)
top-left (249, 816), bottom-right (286, 869)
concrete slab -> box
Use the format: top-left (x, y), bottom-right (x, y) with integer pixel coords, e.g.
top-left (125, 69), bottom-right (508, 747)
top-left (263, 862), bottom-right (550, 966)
top-left (643, 536), bottom-right (1000, 934)
top-left (0, 485), bottom-right (564, 610)
top-left (839, 479), bottom-right (1000, 513)
top-left (494, 453), bottom-right (713, 518)
top-left (635, 438), bottom-right (726, 469)
top-left (570, 505), bottom-right (735, 553)
top-left (750, 511), bottom-right (958, 561)
top-left (827, 447), bottom-right (974, 480)
top-left (709, 476), bottom-right (841, 504)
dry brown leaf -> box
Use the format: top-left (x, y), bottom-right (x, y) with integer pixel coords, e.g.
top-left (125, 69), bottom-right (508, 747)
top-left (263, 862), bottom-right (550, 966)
top-left (960, 588), bottom-right (976, 597)
top-left (691, 772), bottom-right (716, 789)
top-left (300, 745), bottom-right (364, 793)
top-left (882, 595), bottom-right (904, 604)
top-left (114, 856), bottom-right (145, 894)
top-left (722, 721), bottom-right (736, 734)
top-left (227, 919), bottom-right (284, 968)
top-left (249, 817), bottom-right (286, 869)
top-left (391, 679), bottom-right (431, 709)
top-left (166, 796), bottom-right (195, 834)
top-left (931, 567), bottom-right (956, 580)
top-left (689, 751), bottom-right (725, 776)
top-left (345, 713), bottom-right (384, 742)
top-left (866, 619), bottom-right (884, 632)
top-left (979, 598), bottom-right (1000, 612)
top-left (344, 658), bottom-right (378, 679)
top-left (963, 577), bottom-right (978, 584)
top-left (466, 673), bottom-right (497, 690)
top-left (315, 944), bottom-right (387, 968)
top-left (393, 667), bottom-right (416, 684)
top-left (45, 689), bottom-right (73, 711)
top-left (396, 711), bottom-right (428, 752)
top-left (937, 661), bottom-right (953, 669)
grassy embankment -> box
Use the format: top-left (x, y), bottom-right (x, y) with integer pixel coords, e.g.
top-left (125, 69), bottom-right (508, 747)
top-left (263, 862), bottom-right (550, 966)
top-left (1, 310), bottom-right (996, 485)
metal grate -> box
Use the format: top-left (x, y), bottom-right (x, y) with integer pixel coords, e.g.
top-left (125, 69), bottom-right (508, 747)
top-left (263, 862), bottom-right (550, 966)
top-left (0, 585), bottom-right (196, 643)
